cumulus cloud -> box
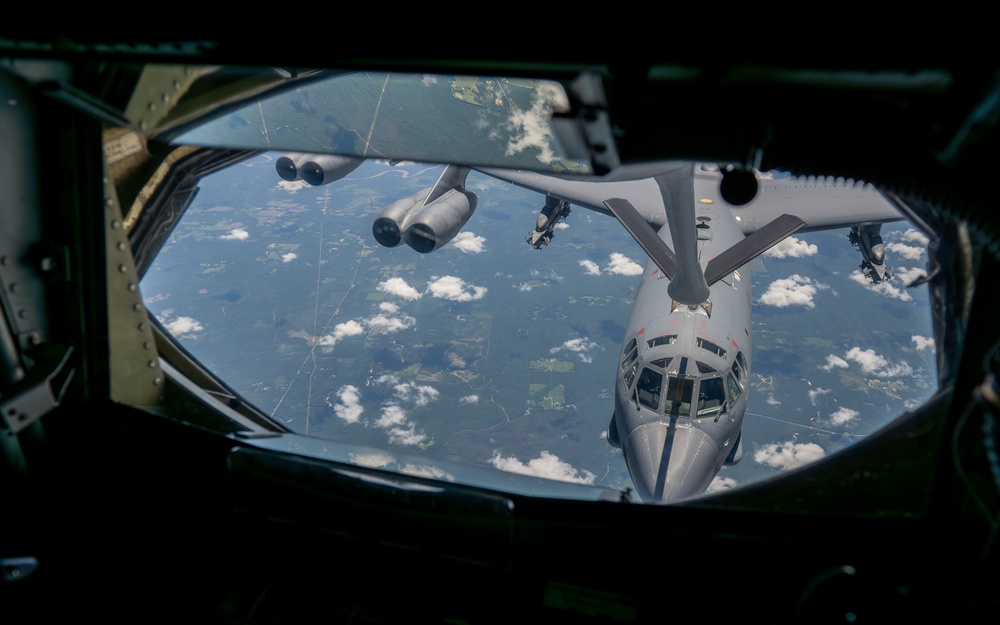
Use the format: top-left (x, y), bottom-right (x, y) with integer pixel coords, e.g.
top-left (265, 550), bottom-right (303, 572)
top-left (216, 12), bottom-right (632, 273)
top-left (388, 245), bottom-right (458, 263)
top-left (400, 464), bottom-right (455, 481)
top-left (899, 227), bottom-right (930, 246)
top-left (277, 179), bottom-right (309, 192)
top-left (366, 309), bottom-right (416, 333)
top-left (319, 319), bottom-right (365, 346)
top-left (427, 275), bottom-right (487, 301)
top-left (219, 228), bottom-right (249, 241)
top-left (707, 476), bottom-right (738, 493)
top-left (281, 253), bottom-right (297, 263)
top-left (161, 315), bottom-right (203, 338)
top-left (912, 335), bottom-right (935, 351)
top-left (829, 407), bottom-right (859, 426)
top-left (895, 266), bottom-right (929, 286)
top-left (549, 337), bottom-right (601, 364)
top-left (378, 277), bottom-right (423, 301)
top-left (753, 441), bottom-right (826, 470)
top-left (350, 450), bottom-right (394, 468)
top-left (849, 268), bottom-right (924, 300)
top-left (820, 354), bottom-right (849, 371)
top-left (808, 387), bottom-right (830, 405)
top-left (604, 253), bottom-right (643, 276)
top-left (460, 395), bottom-right (479, 404)
top-left (389, 380), bottom-right (440, 407)
top-left (760, 274), bottom-right (824, 308)
top-left (886, 242), bottom-right (924, 260)
top-left (844, 346), bottom-right (913, 377)
top-left (489, 450), bottom-right (596, 485)
top-left (579, 259), bottom-right (601, 276)
top-left (763, 236), bottom-right (818, 259)
top-left (375, 404), bottom-right (427, 446)
top-left (505, 81), bottom-right (568, 165)
top-left (450, 231), bottom-right (486, 253)
top-left (332, 385), bottom-right (363, 424)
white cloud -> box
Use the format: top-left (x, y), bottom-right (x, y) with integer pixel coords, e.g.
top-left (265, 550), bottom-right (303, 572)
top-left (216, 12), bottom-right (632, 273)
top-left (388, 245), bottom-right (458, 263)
top-left (400, 464), bottom-right (455, 481)
top-left (332, 385), bottom-right (363, 424)
top-left (378, 277), bottom-right (423, 301)
top-left (753, 441), bottom-right (826, 470)
top-left (549, 337), bottom-right (600, 364)
top-left (900, 228), bottom-right (930, 246)
top-left (277, 179), bottom-right (309, 192)
top-left (489, 450), bottom-right (596, 485)
top-left (505, 81), bottom-right (567, 165)
top-left (350, 451), bottom-right (394, 468)
top-left (319, 319), bottom-right (365, 346)
top-left (849, 269), bottom-right (919, 301)
top-left (707, 476), bottom-right (738, 493)
top-left (808, 387), bottom-right (830, 405)
top-left (829, 407), bottom-right (859, 426)
top-left (760, 274), bottom-right (823, 308)
top-left (427, 275), bottom-right (487, 301)
top-left (460, 395), bottom-right (479, 404)
top-left (820, 354), bottom-right (849, 371)
top-left (579, 259), bottom-right (601, 276)
top-left (844, 346), bottom-right (913, 378)
top-left (604, 253), bottom-right (643, 276)
top-left (763, 236), bottom-right (818, 258)
top-left (895, 266), bottom-right (929, 286)
top-left (886, 242), bottom-right (924, 260)
top-left (912, 335), bottom-right (935, 351)
top-left (162, 315), bottom-right (203, 337)
top-left (281, 253), bottom-right (297, 263)
top-left (450, 231), bottom-right (486, 253)
top-left (844, 347), bottom-right (887, 373)
top-left (366, 312), bottom-right (415, 333)
top-left (219, 228), bottom-right (249, 241)
top-left (391, 381), bottom-right (440, 407)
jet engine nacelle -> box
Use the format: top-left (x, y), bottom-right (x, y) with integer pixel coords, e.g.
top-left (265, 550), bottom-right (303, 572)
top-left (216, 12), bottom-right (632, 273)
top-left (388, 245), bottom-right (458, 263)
top-left (275, 152), bottom-right (364, 185)
top-left (371, 165), bottom-right (477, 254)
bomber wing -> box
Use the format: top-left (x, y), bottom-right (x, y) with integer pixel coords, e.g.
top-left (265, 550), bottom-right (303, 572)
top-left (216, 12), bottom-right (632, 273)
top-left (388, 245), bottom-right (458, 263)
top-left (476, 164), bottom-right (903, 234)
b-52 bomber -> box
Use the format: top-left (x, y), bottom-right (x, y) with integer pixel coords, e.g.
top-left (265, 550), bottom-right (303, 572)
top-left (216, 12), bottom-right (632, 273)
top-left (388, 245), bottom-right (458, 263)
top-left (277, 153), bottom-right (902, 502)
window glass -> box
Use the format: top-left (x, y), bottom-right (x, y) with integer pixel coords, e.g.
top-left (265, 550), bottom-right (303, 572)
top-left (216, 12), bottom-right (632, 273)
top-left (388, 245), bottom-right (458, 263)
top-left (663, 376), bottom-right (695, 418)
top-left (696, 376), bottom-right (726, 418)
top-left (636, 367), bottom-right (664, 411)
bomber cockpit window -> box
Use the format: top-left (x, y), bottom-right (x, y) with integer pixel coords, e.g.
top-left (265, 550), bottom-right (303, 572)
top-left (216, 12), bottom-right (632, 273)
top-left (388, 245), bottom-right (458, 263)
top-left (623, 362), bottom-right (639, 390)
top-left (732, 351), bottom-right (748, 389)
top-left (696, 337), bottom-right (727, 360)
top-left (695, 360), bottom-right (716, 374)
top-left (663, 375), bottom-right (695, 417)
top-left (728, 371), bottom-right (743, 402)
top-left (696, 376), bottom-right (726, 418)
top-left (646, 334), bottom-right (678, 350)
top-left (636, 367), bottom-right (664, 411)
top-left (621, 338), bottom-right (638, 371)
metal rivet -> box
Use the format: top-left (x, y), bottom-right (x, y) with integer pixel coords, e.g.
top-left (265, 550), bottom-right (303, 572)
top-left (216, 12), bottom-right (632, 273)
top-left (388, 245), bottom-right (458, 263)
top-left (152, 377), bottom-right (162, 386)
top-left (128, 283), bottom-right (137, 292)
top-left (110, 218), bottom-right (121, 228)
top-left (117, 241), bottom-right (126, 251)
top-left (148, 360), bottom-right (156, 368)
top-left (138, 322), bottom-right (146, 331)
top-left (119, 265), bottom-right (128, 273)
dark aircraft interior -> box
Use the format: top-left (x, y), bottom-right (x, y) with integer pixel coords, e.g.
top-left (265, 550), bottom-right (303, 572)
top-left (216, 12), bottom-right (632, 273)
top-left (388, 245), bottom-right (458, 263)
top-left (2, 34), bottom-right (999, 623)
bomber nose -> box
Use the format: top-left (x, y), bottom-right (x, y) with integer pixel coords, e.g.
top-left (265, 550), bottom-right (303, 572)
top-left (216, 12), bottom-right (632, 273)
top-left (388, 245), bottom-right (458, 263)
top-left (625, 423), bottom-right (719, 503)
